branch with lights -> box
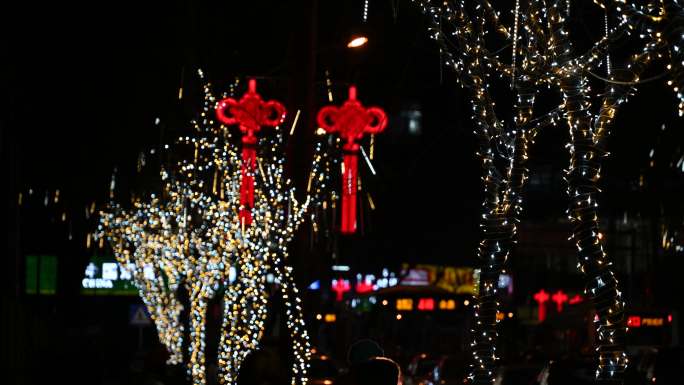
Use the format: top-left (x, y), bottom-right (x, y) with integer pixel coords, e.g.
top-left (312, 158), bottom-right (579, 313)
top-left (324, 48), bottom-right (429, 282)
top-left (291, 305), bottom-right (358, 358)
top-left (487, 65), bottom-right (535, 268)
top-left (413, 1), bottom-right (684, 384)
top-left (100, 73), bottom-right (335, 385)
top-left (414, 2), bottom-right (559, 383)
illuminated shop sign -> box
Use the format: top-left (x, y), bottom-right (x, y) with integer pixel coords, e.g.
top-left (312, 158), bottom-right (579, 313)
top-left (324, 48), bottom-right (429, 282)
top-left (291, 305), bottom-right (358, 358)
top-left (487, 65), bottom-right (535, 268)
top-left (627, 315), bottom-right (672, 328)
top-left (81, 256), bottom-right (138, 295)
top-left (417, 298), bottom-right (435, 311)
top-left (439, 299), bottom-right (456, 310)
top-left (82, 256), bottom-right (239, 296)
top-left (396, 298), bottom-right (413, 311)
top-left (395, 297), bottom-right (458, 312)
top-left (401, 269), bottom-right (430, 286)
top-left (329, 269), bottom-right (400, 301)
top-left (400, 264), bottom-right (512, 295)
top-left (325, 265), bottom-right (493, 301)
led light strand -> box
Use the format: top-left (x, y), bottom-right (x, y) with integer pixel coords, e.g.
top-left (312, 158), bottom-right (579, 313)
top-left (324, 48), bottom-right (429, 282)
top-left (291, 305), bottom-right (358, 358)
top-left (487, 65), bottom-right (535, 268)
top-left (102, 75), bottom-right (333, 385)
top-left (411, 1), bottom-right (683, 384)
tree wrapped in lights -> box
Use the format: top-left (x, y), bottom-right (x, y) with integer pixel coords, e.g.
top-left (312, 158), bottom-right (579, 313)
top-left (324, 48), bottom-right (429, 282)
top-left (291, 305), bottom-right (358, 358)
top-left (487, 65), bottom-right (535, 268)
top-left (210, 124), bottom-right (331, 385)
top-left (101, 182), bottom-right (231, 380)
top-left (101, 195), bottom-right (187, 365)
top-left (100, 74), bottom-right (332, 385)
top-left (414, 2), bottom-right (560, 383)
top-left (617, 1), bottom-right (684, 116)
top-left (414, 1), bottom-right (684, 384)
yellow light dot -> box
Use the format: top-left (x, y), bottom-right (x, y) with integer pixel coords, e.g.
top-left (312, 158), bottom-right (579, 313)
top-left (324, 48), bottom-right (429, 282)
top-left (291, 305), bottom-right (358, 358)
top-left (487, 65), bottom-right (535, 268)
top-left (396, 314), bottom-right (402, 320)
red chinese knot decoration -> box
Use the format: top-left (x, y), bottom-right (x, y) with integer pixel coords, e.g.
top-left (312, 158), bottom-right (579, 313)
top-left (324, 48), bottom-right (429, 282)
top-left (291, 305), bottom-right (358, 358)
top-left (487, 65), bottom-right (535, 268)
top-left (332, 278), bottom-right (351, 301)
top-left (551, 290), bottom-right (568, 312)
top-left (533, 289), bottom-right (550, 322)
top-left (215, 79), bottom-right (286, 225)
top-left (316, 86), bottom-right (387, 234)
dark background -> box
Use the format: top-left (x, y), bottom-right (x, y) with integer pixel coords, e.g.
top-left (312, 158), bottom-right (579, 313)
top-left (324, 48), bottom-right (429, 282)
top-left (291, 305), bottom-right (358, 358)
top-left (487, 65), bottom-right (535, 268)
top-left (2, 1), bottom-right (683, 385)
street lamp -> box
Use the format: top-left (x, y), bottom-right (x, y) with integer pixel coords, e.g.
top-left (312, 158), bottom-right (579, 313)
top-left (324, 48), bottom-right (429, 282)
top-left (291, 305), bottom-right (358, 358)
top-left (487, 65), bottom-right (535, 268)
top-left (347, 35), bottom-right (368, 48)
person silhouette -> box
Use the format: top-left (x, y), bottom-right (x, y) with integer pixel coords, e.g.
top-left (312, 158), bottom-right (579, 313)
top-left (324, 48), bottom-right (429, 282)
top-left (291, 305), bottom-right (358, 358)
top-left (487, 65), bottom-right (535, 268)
top-left (347, 339), bottom-right (384, 366)
top-left (338, 339), bottom-right (386, 385)
top-left (353, 357), bottom-right (402, 385)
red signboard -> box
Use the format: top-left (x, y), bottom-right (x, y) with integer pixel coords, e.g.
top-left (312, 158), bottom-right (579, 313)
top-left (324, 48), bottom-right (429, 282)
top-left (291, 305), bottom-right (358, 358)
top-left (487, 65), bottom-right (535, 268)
top-left (417, 298), bottom-right (435, 311)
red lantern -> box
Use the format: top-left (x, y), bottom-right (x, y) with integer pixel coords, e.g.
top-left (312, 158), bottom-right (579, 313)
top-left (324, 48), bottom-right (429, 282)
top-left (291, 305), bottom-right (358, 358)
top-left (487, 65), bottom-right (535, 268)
top-left (533, 289), bottom-right (550, 322)
top-left (316, 86), bottom-right (387, 234)
top-left (551, 290), bottom-right (569, 312)
top-left (332, 278), bottom-right (351, 301)
top-left (216, 79), bottom-right (286, 225)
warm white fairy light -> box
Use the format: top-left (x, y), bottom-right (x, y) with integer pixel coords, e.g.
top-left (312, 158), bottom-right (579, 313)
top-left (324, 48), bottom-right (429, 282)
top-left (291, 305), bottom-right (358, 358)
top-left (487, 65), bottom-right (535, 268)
top-left (604, 9), bottom-right (612, 76)
top-left (413, 1), bottom-right (682, 384)
top-left (101, 74), bottom-right (333, 385)
top-left (99, 194), bottom-right (188, 366)
top-left (511, 0), bottom-right (520, 89)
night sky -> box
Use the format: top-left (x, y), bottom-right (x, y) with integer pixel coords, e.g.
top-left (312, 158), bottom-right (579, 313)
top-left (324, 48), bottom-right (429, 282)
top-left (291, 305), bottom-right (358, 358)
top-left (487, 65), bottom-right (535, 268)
top-left (4, 0), bottom-right (682, 276)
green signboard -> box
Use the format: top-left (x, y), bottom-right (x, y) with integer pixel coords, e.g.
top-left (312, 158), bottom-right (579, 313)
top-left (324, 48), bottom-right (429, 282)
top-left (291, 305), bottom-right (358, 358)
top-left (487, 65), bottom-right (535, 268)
top-left (81, 255), bottom-right (138, 296)
top-left (25, 255), bottom-right (38, 294)
top-left (25, 255), bottom-right (57, 295)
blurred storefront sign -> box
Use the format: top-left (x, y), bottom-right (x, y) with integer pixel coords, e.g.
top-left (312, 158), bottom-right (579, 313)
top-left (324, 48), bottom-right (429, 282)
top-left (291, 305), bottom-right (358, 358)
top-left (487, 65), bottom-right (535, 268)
top-left (325, 268), bottom-right (401, 301)
top-left (317, 264), bottom-right (506, 302)
top-left (402, 264), bottom-right (477, 294)
top-left (395, 297), bottom-right (457, 312)
top-left (81, 255), bottom-right (138, 295)
top-left (402, 264), bottom-right (508, 295)
top-left (627, 315), bottom-right (671, 328)
top-left (25, 255), bottom-right (57, 295)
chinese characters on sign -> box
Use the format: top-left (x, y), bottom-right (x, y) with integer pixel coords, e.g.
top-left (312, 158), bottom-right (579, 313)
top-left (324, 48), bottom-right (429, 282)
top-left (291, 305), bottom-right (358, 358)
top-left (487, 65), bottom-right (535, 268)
top-left (81, 256), bottom-right (138, 295)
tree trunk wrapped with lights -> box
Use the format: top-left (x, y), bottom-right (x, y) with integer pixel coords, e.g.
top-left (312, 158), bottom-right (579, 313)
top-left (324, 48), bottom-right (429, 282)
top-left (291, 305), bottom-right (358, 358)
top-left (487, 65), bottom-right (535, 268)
top-left (414, 1), bottom-right (684, 384)
top-left (100, 197), bottom-right (187, 366)
top-left (101, 73), bottom-right (333, 385)
top-left (546, 2), bottom-right (664, 381)
top-left (214, 127), bottom-right (331, 385)
top-left (413, 2), bottom-right (552, 383)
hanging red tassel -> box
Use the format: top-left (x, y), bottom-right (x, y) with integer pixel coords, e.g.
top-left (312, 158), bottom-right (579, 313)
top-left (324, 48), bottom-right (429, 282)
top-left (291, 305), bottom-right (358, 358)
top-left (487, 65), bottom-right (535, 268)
top-left (316, 86), bottom-right (387, 234)
top-left (216, 79), bottom-right (286, 225)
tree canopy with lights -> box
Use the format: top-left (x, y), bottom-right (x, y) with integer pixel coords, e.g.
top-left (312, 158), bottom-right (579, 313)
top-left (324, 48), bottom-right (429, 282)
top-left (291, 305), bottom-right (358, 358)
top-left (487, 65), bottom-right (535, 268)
top-left (413, 0), bottom-right (684, 384)
top-left (100, 73), bottom-right (334, 385)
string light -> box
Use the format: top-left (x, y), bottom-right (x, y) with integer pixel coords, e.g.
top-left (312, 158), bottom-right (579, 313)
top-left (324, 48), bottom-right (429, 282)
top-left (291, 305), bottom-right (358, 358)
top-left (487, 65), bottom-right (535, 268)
top-left (604, 8), bottom-right (611, 76)
top-left (412, 1), bottom-right (682, 384)
top-left (100, 73), bottom-right (334, 385)
top-left (511, 0), bottom-right (520, 89)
